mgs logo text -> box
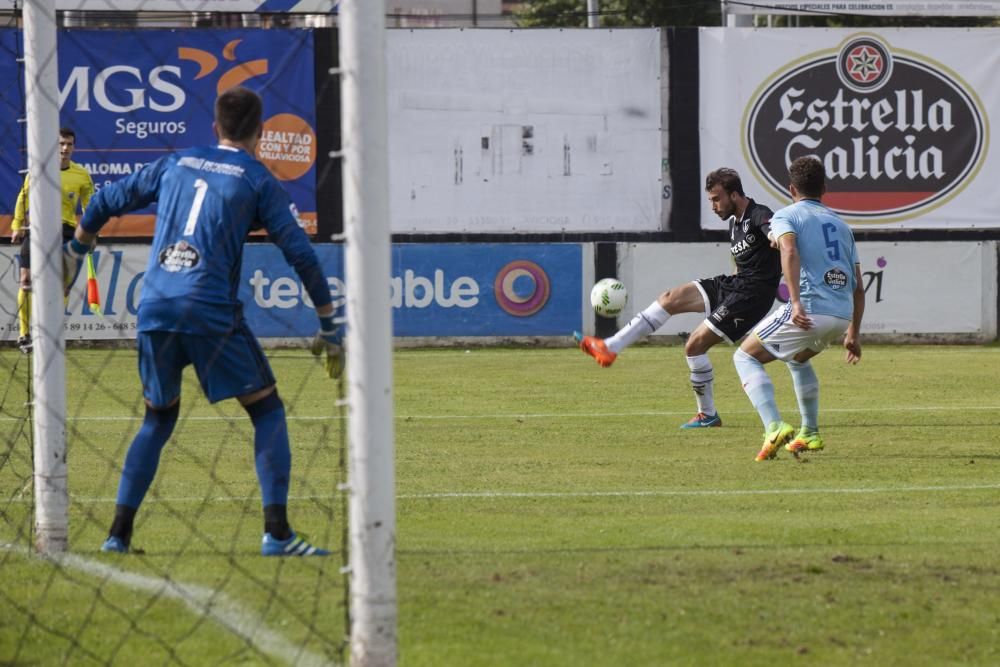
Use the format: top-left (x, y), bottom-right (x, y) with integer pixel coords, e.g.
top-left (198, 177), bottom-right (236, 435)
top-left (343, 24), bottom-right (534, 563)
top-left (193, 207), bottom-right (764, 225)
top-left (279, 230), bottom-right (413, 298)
top-left (745, 33), bottom-right (987, 222)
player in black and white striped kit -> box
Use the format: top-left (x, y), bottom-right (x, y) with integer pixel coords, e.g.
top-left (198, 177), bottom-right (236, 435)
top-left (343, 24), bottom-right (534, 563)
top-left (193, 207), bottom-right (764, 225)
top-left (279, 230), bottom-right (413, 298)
top-left (577, 167), bottom-right (782, 428)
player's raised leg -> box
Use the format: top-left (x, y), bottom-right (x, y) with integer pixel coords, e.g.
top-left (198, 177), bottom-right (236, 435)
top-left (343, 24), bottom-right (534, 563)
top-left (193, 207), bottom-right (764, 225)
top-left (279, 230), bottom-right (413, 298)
top-left (575, 282), bottom-right (706, 368)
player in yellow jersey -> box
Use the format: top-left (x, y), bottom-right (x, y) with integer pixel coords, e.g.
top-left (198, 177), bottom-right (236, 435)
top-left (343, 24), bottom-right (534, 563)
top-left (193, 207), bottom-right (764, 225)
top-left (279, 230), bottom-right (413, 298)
top-left (10, 128), bottom-right (94, 353)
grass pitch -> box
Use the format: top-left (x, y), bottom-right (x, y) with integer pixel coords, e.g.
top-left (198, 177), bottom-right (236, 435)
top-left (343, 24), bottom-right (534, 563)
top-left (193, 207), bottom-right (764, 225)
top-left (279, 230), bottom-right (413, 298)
top-left (2, 343), bottom-right (999, 666)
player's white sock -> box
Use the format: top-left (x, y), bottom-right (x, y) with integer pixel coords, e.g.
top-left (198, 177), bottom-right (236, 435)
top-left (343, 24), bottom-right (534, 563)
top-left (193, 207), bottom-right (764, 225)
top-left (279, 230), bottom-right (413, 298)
top-left (686, 354), bottom-right (716, 416)
top-left (733, 349), bottom-right (780, 428)
top-left (787, 360), bottom-right (819, 430)
top-left (605, 301), bottom-right (670, 354)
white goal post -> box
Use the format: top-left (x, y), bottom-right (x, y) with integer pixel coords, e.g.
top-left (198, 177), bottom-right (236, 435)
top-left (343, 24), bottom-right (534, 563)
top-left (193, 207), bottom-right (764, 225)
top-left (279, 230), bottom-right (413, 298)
top-left (23, 0), bottom-right (69, 555)
top-left (339, 0), bottom-right (398, 665)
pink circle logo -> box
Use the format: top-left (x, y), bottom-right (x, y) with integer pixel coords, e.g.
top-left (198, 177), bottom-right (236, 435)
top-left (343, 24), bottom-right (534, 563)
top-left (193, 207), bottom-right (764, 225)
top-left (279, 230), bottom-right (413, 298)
top-left (494, 260), bottom-right (550, 317)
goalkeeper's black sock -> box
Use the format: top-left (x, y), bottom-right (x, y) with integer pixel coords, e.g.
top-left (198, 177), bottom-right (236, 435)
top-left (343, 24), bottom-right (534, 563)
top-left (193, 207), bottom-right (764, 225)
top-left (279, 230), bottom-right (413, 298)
top-left (264, 504), bottom-right (291, 541)
top-left (108, 504), bottom-right (137, 546)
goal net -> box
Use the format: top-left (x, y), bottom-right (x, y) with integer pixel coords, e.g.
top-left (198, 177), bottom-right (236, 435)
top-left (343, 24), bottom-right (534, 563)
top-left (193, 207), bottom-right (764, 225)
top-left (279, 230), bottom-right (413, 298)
top-left (0, 1), bottom-right (395, 664)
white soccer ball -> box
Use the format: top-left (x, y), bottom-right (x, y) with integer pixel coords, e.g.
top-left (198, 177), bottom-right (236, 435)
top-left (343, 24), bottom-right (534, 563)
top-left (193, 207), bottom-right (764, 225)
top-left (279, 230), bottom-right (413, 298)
top-left (590, 278), bottom-right (628, 318)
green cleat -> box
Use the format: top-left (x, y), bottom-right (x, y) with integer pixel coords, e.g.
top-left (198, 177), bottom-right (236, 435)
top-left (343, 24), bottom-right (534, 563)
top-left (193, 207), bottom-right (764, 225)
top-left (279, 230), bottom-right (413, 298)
top-left (786, 428), bottom-right (824, 454)
top-left (755, 421), bottom-right (794, 462)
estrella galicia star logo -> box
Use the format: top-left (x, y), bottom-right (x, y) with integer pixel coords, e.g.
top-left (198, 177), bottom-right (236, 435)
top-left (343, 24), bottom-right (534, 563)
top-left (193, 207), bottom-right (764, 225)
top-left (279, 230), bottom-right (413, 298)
top-left (847, 45), bottom-right (882, 83)
top-left (836, 35), bottom-right (892, 92)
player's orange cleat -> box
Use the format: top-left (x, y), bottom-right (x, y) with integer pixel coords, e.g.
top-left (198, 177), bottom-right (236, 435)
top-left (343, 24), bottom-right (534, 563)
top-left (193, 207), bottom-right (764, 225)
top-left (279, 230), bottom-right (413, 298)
top-left (755, 421), bottom-right (794, 462)
top-left (573, 332), bottom-right (617, 367)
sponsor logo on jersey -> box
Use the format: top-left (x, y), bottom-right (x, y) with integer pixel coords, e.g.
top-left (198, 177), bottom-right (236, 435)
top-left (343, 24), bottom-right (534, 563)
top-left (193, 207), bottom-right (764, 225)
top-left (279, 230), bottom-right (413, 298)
top-left (744, 33), bottom-right (987, 223)
top-left (158, 241), bottom-right (200, 272)
top-left (824, 267), bottom-right (848, 289)
top-left (731, 239), bottom-right (752, 256)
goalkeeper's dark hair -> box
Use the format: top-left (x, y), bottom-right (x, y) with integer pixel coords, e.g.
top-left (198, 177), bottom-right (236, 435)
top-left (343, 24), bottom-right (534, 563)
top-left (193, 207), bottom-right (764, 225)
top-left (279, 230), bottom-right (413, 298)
top-left (789, 156), bottom-right (825, 198)
top-left (705, 167), bottom-right (744, 197)
top-left (59, 127), bottom-right (75, 141)
top-left (215, 86), bottom-right (262, 143)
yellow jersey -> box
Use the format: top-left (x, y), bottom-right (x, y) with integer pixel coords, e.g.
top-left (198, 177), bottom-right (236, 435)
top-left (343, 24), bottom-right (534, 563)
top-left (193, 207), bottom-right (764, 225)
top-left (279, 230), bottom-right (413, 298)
top-left (11, 161), bottom-right (95, 231)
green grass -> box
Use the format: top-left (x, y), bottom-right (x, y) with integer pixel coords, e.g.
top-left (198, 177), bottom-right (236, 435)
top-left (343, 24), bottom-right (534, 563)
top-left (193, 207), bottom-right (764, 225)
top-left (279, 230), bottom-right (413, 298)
top-left (2, 344), bottom-right (1000, 665)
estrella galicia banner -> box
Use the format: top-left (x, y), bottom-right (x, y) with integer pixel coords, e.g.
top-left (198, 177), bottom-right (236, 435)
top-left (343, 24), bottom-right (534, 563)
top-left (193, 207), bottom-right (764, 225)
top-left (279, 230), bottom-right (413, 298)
top-left (241, 243), bottom-right (583, 337)
top-left (700, 28), bottom-right (999, 229)
top-left (0, 28), bottom-right (316, 236)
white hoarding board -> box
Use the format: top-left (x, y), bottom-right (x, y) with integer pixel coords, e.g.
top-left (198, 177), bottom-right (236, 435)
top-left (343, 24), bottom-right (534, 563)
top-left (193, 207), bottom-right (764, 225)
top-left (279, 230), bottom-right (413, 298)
top-left (618, 241), bottom-right (997, 337)
top-left (1, 246), bottom-right (145, 342)
top-left (387, 29), bottom-right (664, 233)
top-left (700, 28), bottom-right (1000, 230)
top-left (726, 1), bottom-right (1000, 16)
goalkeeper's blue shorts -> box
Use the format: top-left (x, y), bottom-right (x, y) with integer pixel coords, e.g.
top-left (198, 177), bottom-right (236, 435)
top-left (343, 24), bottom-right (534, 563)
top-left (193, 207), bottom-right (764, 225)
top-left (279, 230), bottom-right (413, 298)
top-left (137, 325), bottom-right (276, 407)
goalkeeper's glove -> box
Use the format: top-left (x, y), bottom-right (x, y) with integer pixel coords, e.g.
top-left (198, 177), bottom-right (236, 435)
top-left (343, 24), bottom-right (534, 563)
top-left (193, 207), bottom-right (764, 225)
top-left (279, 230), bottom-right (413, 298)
top-left (310, 314), bottom-right (344, 379)
top-left (62, 237), bottom-right (94, 294)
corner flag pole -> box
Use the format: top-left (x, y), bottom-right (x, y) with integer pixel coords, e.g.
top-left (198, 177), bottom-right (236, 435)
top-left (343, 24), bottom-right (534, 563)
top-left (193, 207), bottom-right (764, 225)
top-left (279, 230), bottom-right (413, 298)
top-left (23, 0), bottom-right (69, 554)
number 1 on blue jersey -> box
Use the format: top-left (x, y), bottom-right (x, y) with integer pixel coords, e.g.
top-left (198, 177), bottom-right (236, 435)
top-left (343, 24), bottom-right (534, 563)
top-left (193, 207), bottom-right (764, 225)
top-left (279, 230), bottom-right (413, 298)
top-left (184, 178), bottom-right (209, 236)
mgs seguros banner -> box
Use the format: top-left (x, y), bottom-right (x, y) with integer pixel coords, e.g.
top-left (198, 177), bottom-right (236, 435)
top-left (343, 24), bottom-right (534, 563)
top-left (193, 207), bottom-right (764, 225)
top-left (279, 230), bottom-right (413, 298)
top-left (0, 28), bottom-right (317, 236)
top-left (699, 28), bottom-right (998, 230)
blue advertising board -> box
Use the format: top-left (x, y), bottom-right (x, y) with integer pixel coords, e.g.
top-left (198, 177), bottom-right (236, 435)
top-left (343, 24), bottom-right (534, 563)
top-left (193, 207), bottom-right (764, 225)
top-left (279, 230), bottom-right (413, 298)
top-left (12, 243), bottom-right (581, 340)
top-left (0, 28), bottom-right (316, 234)
top-left (241, 243), bottom-right (583, 337)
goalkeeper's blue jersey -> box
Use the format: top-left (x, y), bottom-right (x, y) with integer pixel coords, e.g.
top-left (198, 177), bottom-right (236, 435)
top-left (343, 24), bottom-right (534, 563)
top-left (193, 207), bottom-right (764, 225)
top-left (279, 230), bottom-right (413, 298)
top-left (81, 144), bottom-right (331, 334)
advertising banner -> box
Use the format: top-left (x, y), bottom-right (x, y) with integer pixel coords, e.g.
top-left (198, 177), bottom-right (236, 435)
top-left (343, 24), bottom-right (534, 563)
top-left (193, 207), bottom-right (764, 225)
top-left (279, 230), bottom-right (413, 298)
top-left (726, 1), bottom-right (1000, 16)
top-left (618, 241), bottom-right (996, 337)
top-left (386, 29), bottom-right (664, 233)
top-left (0, 28), bottom-right (317, 236)
top-left (243, 243), bottom-right (583, 337)
top-left (699, 28), bottom-right (1000, 229)
top-left (53, 1), bottom-right (337, 9)
top-left (0, 243), bottom-right (582, 341)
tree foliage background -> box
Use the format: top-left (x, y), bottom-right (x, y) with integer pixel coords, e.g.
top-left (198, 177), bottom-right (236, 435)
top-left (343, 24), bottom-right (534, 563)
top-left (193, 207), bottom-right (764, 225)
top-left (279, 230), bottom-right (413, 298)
top-left (513, 0), bottom-right (999, 28)
top-left (514, 0), bottom-right (720, 28)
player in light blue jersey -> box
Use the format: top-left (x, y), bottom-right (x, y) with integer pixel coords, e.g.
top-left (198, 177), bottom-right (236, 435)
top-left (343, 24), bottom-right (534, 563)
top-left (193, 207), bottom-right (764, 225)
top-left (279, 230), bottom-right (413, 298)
top-left (66, 87), bottom-right (343, 556)
top-left (731, 156), bottom-right (865, 462)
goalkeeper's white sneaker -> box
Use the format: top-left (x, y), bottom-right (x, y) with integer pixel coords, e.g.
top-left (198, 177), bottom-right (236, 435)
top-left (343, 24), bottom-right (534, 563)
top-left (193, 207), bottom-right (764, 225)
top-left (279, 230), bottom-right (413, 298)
top-left (261, 532), bottom-right (330, 557)
top-left (101, 536), bottom-right (129, 553)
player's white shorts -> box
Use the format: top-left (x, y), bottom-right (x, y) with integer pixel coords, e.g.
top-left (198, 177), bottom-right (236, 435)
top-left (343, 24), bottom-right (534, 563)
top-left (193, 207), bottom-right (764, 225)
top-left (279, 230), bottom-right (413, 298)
top-left (752, 304), bottom-right (850, 361)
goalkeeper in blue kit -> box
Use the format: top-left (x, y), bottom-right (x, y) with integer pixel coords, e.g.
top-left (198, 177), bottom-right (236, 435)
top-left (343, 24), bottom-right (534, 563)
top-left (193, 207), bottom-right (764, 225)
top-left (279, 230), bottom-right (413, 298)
top-left (68, 87), bottom-right (342, 556)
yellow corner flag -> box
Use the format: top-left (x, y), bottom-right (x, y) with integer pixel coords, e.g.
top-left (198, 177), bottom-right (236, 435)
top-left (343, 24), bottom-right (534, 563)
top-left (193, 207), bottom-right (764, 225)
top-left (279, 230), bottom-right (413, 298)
top-left (86, 253), bottom-right (102, 316)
